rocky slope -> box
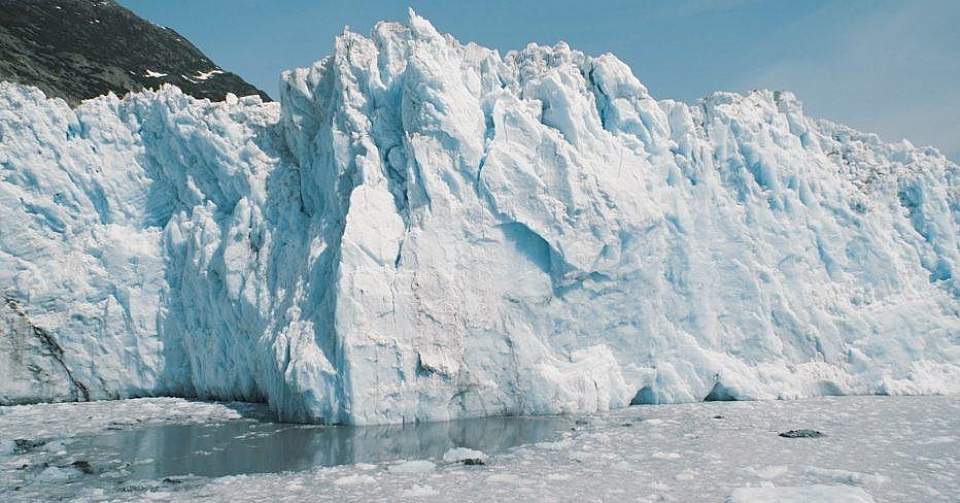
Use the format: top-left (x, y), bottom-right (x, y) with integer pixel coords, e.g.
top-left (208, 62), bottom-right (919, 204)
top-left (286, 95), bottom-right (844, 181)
top-left (0, 0), bottom-right (269, 106)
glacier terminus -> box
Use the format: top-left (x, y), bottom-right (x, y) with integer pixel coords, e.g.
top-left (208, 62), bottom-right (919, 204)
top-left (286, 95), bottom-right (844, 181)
top-left (1, 11), bottom-right (958, 425)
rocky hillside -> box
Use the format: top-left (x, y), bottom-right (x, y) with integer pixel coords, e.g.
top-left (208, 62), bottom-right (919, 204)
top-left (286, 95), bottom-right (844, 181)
top-left (0, 0), bottom-right (269, 105)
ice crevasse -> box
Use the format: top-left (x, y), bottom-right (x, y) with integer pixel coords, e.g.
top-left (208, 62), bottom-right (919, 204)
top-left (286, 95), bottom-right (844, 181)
top-left (1, 11), bottom-right (959, 425)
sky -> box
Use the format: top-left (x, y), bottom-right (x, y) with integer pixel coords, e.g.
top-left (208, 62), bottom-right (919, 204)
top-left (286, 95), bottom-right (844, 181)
top-left (118, 0), bottom-right (959, 161)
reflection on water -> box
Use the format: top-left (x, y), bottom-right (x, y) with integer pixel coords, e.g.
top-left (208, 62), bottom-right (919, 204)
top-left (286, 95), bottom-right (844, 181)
top-left (66, 414), bottom-right (572, 480)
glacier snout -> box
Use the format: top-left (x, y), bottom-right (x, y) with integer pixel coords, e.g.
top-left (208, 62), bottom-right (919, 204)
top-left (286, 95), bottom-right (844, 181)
top-left (1, 12), bottom-right (959, 424)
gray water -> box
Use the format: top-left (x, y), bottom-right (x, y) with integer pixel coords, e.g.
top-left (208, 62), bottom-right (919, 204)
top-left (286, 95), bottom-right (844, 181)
top-left (61, 414), bottom-right (572, 481)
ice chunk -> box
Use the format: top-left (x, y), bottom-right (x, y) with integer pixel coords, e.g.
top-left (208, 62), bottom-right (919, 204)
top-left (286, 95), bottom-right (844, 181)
top-left (726, 485), bottom-right (876, 503)
top-left (388, 460), bottom-right (435, 474)
top-left (442, 447), bottom-right (488, 464)
top-left (400, 484), bottom-right (439, 497)
top-left (333, 474), bottom-right (377, 486)
top-left (36, 466), bottom-right (81, 482)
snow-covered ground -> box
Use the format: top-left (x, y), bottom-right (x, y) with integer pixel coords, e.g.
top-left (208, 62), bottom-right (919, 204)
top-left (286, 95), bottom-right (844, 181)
top-left (1, 395), bottom-right (956, 501)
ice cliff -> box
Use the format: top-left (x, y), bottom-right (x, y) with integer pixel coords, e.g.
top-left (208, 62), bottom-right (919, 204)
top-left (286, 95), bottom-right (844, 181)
top-left (2, 12), bottom-right (959, 424)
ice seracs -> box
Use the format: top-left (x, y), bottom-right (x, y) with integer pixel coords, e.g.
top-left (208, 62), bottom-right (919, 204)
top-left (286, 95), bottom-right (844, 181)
top-left (1, 10), bottom-right (958, 424)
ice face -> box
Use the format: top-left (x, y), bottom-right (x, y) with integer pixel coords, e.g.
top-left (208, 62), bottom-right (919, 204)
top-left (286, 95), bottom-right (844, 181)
top-left (1, 11), bottom-right (959, 424)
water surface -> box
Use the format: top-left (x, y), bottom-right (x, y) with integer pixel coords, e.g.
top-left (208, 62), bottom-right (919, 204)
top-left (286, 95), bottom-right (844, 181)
top-left (65, 413), bottom-right (572, 480)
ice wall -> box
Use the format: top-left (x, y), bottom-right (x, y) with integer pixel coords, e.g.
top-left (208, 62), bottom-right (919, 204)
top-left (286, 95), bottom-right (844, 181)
top-left (1, 11), bottom-right (958, 424)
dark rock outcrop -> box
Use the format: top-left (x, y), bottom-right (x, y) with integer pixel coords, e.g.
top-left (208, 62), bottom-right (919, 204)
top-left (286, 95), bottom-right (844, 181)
top-left (1, 297), bottom-right (87, 405)
top-left (0, 0), bottom-right (269, 106)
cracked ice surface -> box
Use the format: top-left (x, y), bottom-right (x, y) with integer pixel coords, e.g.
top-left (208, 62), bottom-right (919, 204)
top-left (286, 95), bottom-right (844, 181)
top-left (2, 10), bottom-right (960, 424)
top-left (0, 398), bottom-right (255, 439)
top-left (0, 395), bottom-right (956, 501)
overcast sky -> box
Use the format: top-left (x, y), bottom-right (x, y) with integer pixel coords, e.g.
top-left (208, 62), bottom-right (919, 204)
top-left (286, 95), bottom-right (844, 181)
top-left (118, 0), bottom-right (959, 161)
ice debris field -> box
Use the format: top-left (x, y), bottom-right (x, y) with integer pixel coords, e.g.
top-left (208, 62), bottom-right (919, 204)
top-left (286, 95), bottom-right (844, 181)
top-left (0, 395), bottom-right (957, 501)
top-left (1, 11), bottom-right (959, 427)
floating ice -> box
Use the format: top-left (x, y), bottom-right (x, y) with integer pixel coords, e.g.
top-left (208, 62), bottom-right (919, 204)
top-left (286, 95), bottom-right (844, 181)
top-left (442, 447), bottom-right (488, 463)
top-left (388, 460), bottom-right (435, 474)
top-left (727, 485), bottom-right (876, 503)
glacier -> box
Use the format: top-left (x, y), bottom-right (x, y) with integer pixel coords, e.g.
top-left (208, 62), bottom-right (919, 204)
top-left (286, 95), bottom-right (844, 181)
top-left (1, 11), bottom-right (959, 424)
